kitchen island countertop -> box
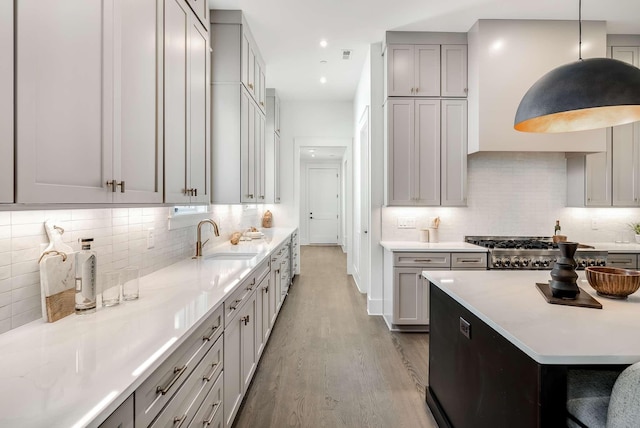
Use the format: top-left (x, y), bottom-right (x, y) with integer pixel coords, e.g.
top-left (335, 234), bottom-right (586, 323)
top-left (423, 270), bottom-right (640, 365)
top-left (0, 227), bottom-right (296, 428)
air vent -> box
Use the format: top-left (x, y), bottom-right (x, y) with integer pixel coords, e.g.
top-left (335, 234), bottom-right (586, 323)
top-left (342, 49), bottom-right (352, 60)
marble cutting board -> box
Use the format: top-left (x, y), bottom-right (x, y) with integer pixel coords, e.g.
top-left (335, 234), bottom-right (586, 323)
top-left (40, 253), bottom-right (76, 322)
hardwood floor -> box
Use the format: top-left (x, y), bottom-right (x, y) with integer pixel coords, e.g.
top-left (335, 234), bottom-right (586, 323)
top-left (233, 245), bottom-right (438, 428)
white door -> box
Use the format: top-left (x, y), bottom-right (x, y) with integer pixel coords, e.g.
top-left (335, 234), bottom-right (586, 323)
top-left (308, 166), bottom-right (340, 244)
top-left (0, 0), bottom-right (12, 203)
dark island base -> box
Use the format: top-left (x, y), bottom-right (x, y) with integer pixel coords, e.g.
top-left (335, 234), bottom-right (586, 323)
top-left (427, 283), bottom-right (628, 428)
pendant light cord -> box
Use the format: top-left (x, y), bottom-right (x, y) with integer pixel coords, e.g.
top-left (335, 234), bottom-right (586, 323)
top-left (579, 0), bottom-right (583, 60)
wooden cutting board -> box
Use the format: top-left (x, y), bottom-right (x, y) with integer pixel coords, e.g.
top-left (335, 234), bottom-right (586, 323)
top-left (40, 253), bottom-right (76, 322)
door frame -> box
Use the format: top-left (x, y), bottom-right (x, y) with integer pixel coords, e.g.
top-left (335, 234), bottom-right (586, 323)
top-left (294, 137), bottom-right (352, 252)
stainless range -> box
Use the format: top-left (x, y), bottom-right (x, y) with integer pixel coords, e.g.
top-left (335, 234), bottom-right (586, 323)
top-left (465, 236), bottom-right (608, 270)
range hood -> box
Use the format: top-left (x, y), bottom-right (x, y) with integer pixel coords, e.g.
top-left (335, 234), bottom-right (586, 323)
top-left (467, 19), bottom-right (607, 153)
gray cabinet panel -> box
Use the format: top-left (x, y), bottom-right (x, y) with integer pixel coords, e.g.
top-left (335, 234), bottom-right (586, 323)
top-left (415, 100), bottom-right (441, 205)
top-left (0, 0), bottom-right (13, 203)
top-left (441, 99), bottom-right (467, 206)
top-left (388, 99), bottom-right (415, 205)
top-left (441, 45), bottom-right (468, 97)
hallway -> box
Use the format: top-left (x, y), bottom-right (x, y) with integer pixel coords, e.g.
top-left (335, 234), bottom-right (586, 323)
top-left (233, 245), bottom-right (438, 428)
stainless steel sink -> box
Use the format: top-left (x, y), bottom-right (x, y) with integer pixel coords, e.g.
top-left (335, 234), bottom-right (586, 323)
top-left (205, 252), bottom-right (258, 260)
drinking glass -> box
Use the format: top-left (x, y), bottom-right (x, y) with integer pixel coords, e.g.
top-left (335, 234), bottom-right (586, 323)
top-left (100, 271), bottom-right (121, 307)
top-left (122, 266), bottom-right (140, 301)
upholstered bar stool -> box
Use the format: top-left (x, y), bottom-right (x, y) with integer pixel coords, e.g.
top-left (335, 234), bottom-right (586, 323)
top-left (566, 362), bottom-right (640, 428)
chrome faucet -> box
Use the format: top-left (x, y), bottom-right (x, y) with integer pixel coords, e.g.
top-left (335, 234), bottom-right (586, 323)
top-left (194, 219), bottom-right (220, 257)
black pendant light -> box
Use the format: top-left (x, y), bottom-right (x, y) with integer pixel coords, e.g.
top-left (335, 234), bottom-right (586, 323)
top-left (514, 0), bottom-right (640, 133)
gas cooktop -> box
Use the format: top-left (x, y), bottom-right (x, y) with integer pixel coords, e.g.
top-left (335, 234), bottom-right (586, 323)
top-left (465, 236), bottom-right (608, 270)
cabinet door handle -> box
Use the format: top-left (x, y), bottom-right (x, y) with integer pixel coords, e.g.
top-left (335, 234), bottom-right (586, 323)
top-left (248, 83), bottom-right (254, 89)
top-left (156, 364), bottom-right (187, 395)
top-left (204, 401), bottom-right (222, 426)
top-left (106, 180), bottom-right (117, 192)
top-left (202, 324), bottom-right (220, 342)
top-left (203, 362), bottom-right (219, 382)
top-left (173, 413), bottom-right (187, 427)
top-left (194, 188), bottom-right (198, 197)
top-left (117, 181), bottom-right (125, 193)
top-left (264, 286), bottom-right (269, 293)
top-left (241, 315), bottom-right (250, 326)
top-left (248, 194), bottom-right (254, 199)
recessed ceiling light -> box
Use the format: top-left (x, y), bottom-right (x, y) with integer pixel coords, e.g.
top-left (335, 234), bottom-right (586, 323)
top-left (320, 76), bottom-right (327, 84)
top-left (320, 39), bottom-right (328, 48)
top-left (309, 149), bottom-right (315, 153)
top-left (312, 154), bottom-right (316, 157)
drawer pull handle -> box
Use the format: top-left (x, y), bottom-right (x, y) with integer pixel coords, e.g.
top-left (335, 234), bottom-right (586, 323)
top-left (157, 364), bottom-right (187, 395)
top-left (173, 413), bottom-right (187, 427)
top-left (458, 259), bottom-right (481, 263)
top-left (203, 362), bottom-right (219, 382)
top-left (611, 260), bottom-right (632, 264)
top-left (413, 259), bottom-right (434, 262)
top-left (204, 401), bottom-right (222, 425)
top-left (203, 324), bottom-right (220, 342)
top-left (229, 299), bottom-right (242, 311)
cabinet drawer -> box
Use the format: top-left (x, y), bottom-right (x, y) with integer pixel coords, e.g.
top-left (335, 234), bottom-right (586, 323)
top-left (607, 254), bottom-right (638, 269)
top-left (135, 305), bottom-right (223, 427)
top-left (151, 335), bottom-right (223, 427)
top-left (226, 261), bottom-right (267, 325)
top-left (99, 394), bottom-right (133, 428)
top-left (451, 252), bottom-right (487, 270)
top-left (394, 252), bottom-right (451, 268)
top-left (188, 369), bottom-right (223, 428)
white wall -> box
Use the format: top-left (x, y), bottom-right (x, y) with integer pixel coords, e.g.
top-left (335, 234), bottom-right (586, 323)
top-left (352, 43), bottom-right (385, 314)
top-left (0, 204), bottom-right (268, 334)
top-left (277, 100), bottom-right (354, 247)
top-left (382, 152), bottom-right (640, 243)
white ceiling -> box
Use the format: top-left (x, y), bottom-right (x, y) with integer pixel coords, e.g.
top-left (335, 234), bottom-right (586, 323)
top-left (208, 0), bottom-right (640, 101)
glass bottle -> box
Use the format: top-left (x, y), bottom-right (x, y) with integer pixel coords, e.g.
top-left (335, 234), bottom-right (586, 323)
top-left (554, 220), bottom-right (561, 236)
top-left (75, 238), bottom-right (97, 314)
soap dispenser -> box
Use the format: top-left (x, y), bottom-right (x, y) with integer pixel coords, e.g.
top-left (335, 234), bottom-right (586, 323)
top-left (75, 238), bottom-right (97, 314)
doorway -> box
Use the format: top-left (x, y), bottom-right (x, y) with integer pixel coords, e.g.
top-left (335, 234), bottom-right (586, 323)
top-left (306, 164), bottom-right (340, 244)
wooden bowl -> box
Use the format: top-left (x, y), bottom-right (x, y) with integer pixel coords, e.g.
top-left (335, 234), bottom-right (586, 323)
top-left (585, 267), bottom-right (640, 299)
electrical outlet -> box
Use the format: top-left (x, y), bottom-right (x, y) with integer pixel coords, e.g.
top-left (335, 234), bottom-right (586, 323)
top-left (591, 218), bottom-right (599, 230)
top-left (146, 228), bottom-right (155, 249)
top-left (397, 217), bottom-right (417, 229)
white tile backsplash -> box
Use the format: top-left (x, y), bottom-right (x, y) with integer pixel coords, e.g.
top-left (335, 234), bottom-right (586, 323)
top-left (382, 152), bottom-right (640, 243)
top-left (0, 204), bottom-right (269, 334)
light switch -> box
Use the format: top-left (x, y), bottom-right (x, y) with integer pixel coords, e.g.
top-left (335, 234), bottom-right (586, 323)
top-left (397, 217), bottom-right (417, 229)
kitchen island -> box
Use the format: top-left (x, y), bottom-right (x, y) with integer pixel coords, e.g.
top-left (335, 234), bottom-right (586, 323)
top-left (423, 270), bottom-right (640, 428)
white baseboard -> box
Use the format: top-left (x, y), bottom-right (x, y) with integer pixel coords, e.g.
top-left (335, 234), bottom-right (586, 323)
top-left (367, 298), bottom-right (383, 315)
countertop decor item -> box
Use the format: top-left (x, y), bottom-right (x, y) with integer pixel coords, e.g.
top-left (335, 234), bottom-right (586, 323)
top-left (262, 210), bottom-right (273, 228)
top-left (514, 0), bottom-right (640, 133)
top-left (535, 282), bottom-right (602, 309)
top-left (549, 241), bottom-right (580, 299)
top-left (39, 220), bottom-right (76, 322)
top-left (628, 222), bottom-right (640, 243)
top-left (585, 266), bottom-right (640, 299)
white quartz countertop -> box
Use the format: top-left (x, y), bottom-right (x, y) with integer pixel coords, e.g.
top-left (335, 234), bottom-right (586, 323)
top-left (583, 242), bottom-right (640, 253)
top-left (380, 241), bottom-right (488, 252)
top-left (423, 270), bottom-right (640, 365)
top-left (0, 227), bottom-right (296, 428)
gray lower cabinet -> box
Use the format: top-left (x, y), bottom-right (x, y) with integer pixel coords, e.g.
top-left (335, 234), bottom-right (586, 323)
top-left (99, 394), bottom-right (134, 428)
top-left (135, 304), bottom-right (223, 426)
top-left (607, 253), bottom-right (638, 269)
top-left (383, 250), bottom-right (487, 331)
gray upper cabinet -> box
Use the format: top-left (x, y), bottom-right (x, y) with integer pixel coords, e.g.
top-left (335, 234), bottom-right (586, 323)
top-left (16, 0), bottom-right (163, 204)
top-left (441, 45), bottom-right (468, 97)
top-left (164, 0), bottom-right (210, 204)
top-left (185, 0), bottom-right (208, 29)
top-left (387, 99), bottom-right (467, 206)
top-left (567, 44), bottom-right (640, 207)
top-left (211, 10), bottom-right (266, 204)
top-left (387, 44), bottom-right (467, 98)
top-left (0, 0), bottom-right (13, 203)
top-left (266, 88), bottom-right (281, 203)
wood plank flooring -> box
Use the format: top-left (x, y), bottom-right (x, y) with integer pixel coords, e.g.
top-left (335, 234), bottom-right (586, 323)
top-left (233, 245), bottom-right (438, 428)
